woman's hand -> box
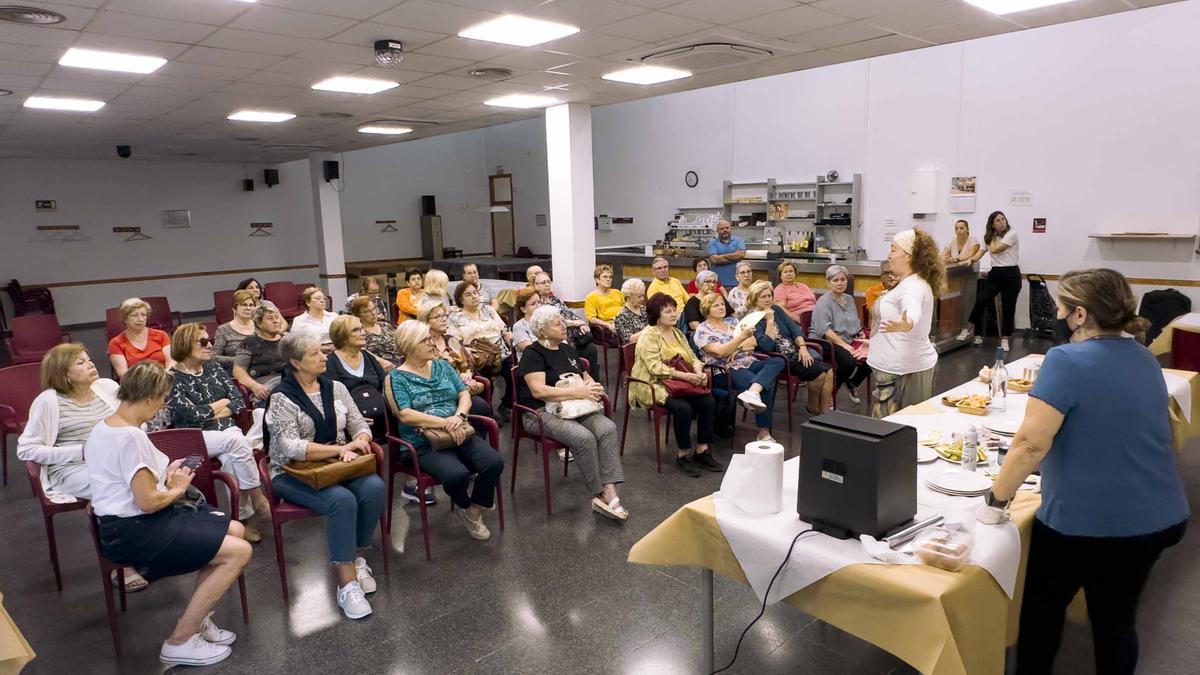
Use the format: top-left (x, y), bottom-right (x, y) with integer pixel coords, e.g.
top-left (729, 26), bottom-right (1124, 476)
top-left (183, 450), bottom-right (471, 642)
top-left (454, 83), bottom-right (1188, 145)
top-left (341, 438), bottom-right (371, 459)
top-left (580, 381), bottom-right (606, 402)
top-left (684, 371), bottom-right (707, 386)
top-left (796, 342), bottom-right (814, 367)
top-left (881, 311), bottom-right (914, 333)
top-left (249, 381), bottom-right (270, 400)
top-left (468, 380), bottom-right (484, 395)
top-left (851, 344), bottom-right (870, 360)
top-left (212, 406), bottom-right (233, 420)
top-left (739, 336), bottom-right (757, 352)
top-left (165, 459), bottom-right (195, 491)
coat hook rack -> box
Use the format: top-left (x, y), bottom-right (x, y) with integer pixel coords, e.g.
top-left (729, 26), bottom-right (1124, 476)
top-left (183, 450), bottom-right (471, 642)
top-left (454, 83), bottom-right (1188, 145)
top-left (113, 226), bottom-right (151, 241)
top-left (250, 222), bottom-right (273, 236)
top-left (376, 219), bottom-right (398, 233)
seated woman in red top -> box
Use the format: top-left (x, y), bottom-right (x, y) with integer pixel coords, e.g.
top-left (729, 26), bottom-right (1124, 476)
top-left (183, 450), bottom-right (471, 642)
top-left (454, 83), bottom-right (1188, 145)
top-left (773, 261), bottom-right (817, 324)
top-left (108, 297), bottom-right (174, 379)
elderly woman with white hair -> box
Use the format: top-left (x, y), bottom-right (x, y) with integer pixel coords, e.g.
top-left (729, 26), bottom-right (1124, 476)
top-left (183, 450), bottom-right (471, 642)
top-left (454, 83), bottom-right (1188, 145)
top-left (726, 261), bottom-right (755, 319)
top-left (683, 270), bottom-right (734, 331)
top-left (517, 305), bottom-right (627, 521)
top-left (811, 264), bottom-right (871, 404)
top-left (385, 320), bottom-right (503, 541)
top-left (614, 278), bottom-right (648, 345)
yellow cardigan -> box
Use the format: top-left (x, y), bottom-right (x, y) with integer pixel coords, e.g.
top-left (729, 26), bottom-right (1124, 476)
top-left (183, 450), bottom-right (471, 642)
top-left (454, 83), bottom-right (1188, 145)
top-left (630, 326), bottom-right (704, 408)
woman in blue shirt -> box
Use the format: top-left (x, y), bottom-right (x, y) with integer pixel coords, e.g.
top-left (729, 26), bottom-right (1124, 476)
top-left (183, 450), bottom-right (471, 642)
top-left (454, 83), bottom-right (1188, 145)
top-left (980, 268), bottom-right (1188, 675)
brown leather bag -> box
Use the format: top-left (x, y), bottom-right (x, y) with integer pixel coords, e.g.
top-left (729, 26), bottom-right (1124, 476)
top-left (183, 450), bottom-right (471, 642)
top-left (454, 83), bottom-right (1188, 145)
top-left (420, 424), bottom-right (476, 450)
top-left (280, 453), bottom-right (377, 490)
top-left (467, 338), bottom-right (502, 373)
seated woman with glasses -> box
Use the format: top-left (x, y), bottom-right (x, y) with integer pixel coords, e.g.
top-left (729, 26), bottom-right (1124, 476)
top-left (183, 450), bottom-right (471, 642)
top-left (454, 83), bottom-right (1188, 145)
top-left (325, 316), bottom-right (390, 440)
top-left (348, 295), bottom-right (400, 368)
top-left (212, 290), bottom-right (258, 371)
top-left (231, 302), bottom-right (287, 403)
top-left (744, 280), bottom-right (834, 415)
top-left (726, 261), bottom-right (756, 319)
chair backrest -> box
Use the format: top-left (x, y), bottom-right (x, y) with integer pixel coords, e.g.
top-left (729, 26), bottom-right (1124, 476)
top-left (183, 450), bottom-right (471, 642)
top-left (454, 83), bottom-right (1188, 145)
top-left (142, 296), bottom-right (175, 328)
top-left (147, 429), bottom-right (220, 505)
top-left (264, 282), bottom-right (301, 310)
top-left (621, 342), bottom-right (637, 376)
top-left (1171, 328), bottom-right (1200, 373)
top-left (213, 290), bottom-right (236, 325)
top-left (202, 321), bottom-right (219, 339)
top-left (0, 363), bottom-right (44, 421)
top-left (84, 503), bottom-right (111, 563)
top-left (11, 314), bottom-right (64, 352)
top-left (798, 310), bottom-right (813, 336)
top-left (257, 455), bottom-right (278, 505)
top-left (104, 307), bottom-right (124, 340)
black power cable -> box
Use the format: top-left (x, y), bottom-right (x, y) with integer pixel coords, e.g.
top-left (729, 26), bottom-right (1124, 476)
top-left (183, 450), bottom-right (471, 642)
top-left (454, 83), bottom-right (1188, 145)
top-left (711, 528), bottom-right (819, 674)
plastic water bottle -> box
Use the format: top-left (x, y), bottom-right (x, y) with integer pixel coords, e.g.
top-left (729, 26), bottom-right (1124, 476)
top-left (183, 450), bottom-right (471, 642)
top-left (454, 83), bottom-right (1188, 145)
top-left (961, 427), bottom-right (978, 473)
top-left (989, 348), bottom-right (1009, 412)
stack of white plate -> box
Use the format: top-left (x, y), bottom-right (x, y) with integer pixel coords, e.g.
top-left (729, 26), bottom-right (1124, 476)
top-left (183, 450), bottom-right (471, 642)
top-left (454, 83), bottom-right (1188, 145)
top-left (925, 469), bottom-right (992, 497)
top-left (983, 418), bottom-right (1020, 436)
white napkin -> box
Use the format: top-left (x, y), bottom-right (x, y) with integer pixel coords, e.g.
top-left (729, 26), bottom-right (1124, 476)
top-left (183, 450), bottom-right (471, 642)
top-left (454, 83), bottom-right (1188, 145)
top-left (1163, 371), bottom-right (1193, 423)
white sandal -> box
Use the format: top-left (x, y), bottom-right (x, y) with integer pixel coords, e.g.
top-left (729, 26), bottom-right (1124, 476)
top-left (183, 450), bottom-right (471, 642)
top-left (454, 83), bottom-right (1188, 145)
top-left (591, 496), bottom-right (629, 521)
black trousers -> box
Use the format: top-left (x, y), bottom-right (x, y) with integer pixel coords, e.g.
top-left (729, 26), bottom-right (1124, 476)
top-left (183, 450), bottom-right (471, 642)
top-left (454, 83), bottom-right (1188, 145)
top-left (831, 344), bottom-right (869, 389)
top-left (662, 394), bottom-right (715, 452)
top-left (415, 435), bottom-right (504, 510)
top-left (1016, 518), bottom-right (1186, 675)
top-left (970, 265), bottom-right (1022, 337)
top-left (575, 338), bottom-right (601, 381)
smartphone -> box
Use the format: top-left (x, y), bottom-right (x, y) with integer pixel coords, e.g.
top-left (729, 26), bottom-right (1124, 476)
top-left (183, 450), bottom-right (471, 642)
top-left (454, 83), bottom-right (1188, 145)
top-left (181, 457), bottom-right (203, 471)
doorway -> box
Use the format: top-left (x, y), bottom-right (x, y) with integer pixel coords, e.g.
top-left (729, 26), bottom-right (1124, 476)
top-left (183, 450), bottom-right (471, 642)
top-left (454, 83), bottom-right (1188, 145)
top-left (490, 173), bottom-right (515, 256)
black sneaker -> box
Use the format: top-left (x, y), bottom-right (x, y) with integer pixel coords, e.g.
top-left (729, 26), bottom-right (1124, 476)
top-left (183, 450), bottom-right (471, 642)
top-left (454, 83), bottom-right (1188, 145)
top-left (401, 483), bottom-right (437, 505)
top-left (676, 455), bottom-right (701, 477)
top-left (693, 452), bottom-right (725, 473)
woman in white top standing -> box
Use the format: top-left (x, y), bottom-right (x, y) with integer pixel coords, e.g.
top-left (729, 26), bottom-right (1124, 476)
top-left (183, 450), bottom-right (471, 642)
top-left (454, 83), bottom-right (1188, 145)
top-left (868, 229), bottom-right (946, 418)
top-left (85, 361), bottom-right (251, 667)
top-left (291, 286), bottom-right (337, 349)
top-left (960, 211), bottom-right (1021, 351)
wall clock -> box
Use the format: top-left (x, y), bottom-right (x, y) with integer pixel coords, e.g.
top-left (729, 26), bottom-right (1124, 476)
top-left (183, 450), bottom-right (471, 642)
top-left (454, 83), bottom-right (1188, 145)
top-left (685, 170), bottom-right (699, 188)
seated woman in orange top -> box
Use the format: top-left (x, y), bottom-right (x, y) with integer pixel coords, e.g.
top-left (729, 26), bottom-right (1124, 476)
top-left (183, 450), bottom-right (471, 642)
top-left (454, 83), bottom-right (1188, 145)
top-left (394, 270), bottom-right (426, 324)
top-left (108, 297), bottom-right (174, 379)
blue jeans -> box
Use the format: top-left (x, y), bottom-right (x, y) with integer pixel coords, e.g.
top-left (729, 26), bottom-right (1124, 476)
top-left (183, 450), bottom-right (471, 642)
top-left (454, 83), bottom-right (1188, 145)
top-left (730, 357), bottom-right (785, 428)
top-left (271, 473), bottom-right (386, 564)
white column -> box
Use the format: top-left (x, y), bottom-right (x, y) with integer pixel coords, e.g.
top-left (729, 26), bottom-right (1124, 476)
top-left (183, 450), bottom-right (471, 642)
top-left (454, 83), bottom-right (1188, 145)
top-left (308, 152), bottom-right (348, 308)
top-left (545, 102), bottom-right (596, 302)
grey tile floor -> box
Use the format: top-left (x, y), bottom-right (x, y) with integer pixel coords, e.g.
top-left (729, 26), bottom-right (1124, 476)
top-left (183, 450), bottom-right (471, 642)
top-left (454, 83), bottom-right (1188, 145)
top-left (2, 328), bottom-right (1196, 674)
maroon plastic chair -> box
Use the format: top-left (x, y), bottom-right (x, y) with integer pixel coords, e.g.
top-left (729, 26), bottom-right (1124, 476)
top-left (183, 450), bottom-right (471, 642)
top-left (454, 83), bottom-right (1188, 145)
top-left (143, 296), bottom-right (182, 332)
top-left (213, 290), bottom-right (236, 325)
top-left (384, 415), bottom-right (505, 561)
top-left (263, 282), bottom-right (303, 320)
top-left (618, 342), bottom-right (674, 473)
top-left (24, 461), bottom-right (87, 589)
top-left (202, 321), bottom-right (219, 340)
top-left (5, 279), bottom-right (55, 316)
top-left (256, 443), bottom-right (390, 602)
top-left (104, 308), bottom-right (124, 341)
top-left (5, 314), bottom-right (71, 365)
top-left (509, 360), bottom-right (607, 514)
top-left (1172, 327), bottom-right (1200, 373)
top-left (0, 363), bottom-right (44, 485)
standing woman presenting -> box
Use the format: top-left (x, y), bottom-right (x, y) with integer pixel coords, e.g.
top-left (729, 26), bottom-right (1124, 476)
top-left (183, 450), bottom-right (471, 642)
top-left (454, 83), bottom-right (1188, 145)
top-left (867, 229), bottom-right (946, 418)
top-left (962, 211), bottom-right (1021, 352)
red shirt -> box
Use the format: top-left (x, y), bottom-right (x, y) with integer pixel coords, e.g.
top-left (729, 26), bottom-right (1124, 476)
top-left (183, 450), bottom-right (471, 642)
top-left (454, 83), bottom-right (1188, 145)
top-left (107, 329), bottom-right (170, 367)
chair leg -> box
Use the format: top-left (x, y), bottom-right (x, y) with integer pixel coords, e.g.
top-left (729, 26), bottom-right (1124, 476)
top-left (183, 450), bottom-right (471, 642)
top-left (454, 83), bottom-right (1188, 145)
top-left (237, 574), bottom-right (249, 624)
top-left (784, 377), bottom-right (793, 433)
top-left (417, 491), bottom-right (432, 562)
top-left (510, 436), bottom-right (521, 494)
top-left (44, 514), bottom-right (64, 591)
top-left (380, 523), bottom-right (391, 574)
top-left (619, 400), bottom-right (631, 456)
top-left (117, 568), bottom-right (127, 611)
top-left (495, 485), bottom-right (505, 530)
top-left (385, 469), bottom-right (395, 534)
top-left (99, 565), bottom-right (121, 659)
top-left (652, 414), bottom-right (663, 474)
top-left (273, 522), bottom-right (289, 603)
top-left (2, 435), bottom-right (7, 486)
top-left (541, 448), bottom-right (553, 515)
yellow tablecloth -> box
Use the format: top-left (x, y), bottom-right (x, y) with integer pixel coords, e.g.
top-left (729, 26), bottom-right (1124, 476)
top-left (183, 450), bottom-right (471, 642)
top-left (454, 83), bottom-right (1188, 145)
top-left (0, 592), bottom-right (34, 675)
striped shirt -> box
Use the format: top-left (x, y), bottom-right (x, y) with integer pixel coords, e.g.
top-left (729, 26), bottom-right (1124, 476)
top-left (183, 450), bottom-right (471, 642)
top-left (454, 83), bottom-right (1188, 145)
top-left (56, 394), bottom-right (111, 446)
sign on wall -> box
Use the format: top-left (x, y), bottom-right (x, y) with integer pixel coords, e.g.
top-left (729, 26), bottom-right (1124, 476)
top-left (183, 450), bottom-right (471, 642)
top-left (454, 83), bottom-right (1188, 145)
top-left (35, 200), bottom-right (56, 211)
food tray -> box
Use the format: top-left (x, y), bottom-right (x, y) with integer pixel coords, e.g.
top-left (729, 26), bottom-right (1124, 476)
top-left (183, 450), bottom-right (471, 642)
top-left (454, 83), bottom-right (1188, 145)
top-left (956, 403), bottom-right (988, 416)
top-left (1007, 379), bottom-right (1033, 393)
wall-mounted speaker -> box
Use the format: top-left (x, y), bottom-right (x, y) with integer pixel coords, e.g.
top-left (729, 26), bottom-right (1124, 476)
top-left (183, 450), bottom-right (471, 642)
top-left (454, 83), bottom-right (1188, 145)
top-left (264, 169), bottom-right (279, 187)
top-left (421, 194), bottom-right (436, 216)
top-left (242, 179), bottom-right (255, 192)
top-left (323, 160), bottom-right (340, 182)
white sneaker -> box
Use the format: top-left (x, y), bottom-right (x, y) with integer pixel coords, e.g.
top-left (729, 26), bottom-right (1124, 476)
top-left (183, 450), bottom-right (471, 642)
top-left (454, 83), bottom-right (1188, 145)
top-left (200, 612), bottom-right (236, 646)
top-left (160, 634), bottom-right (231, 667)
top-left (846, 386), bottom-right (861, 405)
top-left (557, 448), bottom-right (574, 462)
top-left (737, 389), bottom-right (767, 412)
top-left (354, 557), bottom-right (376, 594)
top-left (956, 329), bottom-right (970, 341)
top-left (973, 336), bottom-right (984, 347)
top-left (1001, 338), bottom-right (1010, 352)
top-left (337, 581), bottom-right (373, 620)
top-left (455, 509), bottom-right (491, 540)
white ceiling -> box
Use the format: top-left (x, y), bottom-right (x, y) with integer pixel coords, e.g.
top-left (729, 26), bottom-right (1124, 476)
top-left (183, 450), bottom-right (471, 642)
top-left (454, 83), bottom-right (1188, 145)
top-left (0, 0), bottom-right (1182, 162)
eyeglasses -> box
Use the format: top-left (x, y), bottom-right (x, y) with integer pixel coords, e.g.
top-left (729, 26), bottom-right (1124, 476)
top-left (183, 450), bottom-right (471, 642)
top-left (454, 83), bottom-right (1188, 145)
top-left (198, 337), bottom-right (212, 348)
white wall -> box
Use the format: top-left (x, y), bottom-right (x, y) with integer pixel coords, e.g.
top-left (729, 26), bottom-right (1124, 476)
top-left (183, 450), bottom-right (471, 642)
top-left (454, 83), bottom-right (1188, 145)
top-left (0, 157), bottom-right (316, 325)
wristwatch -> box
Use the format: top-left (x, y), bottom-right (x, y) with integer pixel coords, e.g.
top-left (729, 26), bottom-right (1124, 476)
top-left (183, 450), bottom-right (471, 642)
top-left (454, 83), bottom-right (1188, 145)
top-left (456, 411), bottom-right (469, 422)
top-left (984, 489), bottom-right (1011, 510)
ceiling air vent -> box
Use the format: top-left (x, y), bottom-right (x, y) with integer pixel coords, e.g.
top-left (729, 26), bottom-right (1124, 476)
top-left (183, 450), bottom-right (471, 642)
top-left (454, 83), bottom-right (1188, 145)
top-left (255, 144), bottom-right (325, 153)
top-left (0, 5), bottom-right (65, 24)
top-left (640, 37), bottom-right (773, 72)
top-left (467, 67), bottom-right (514, 81)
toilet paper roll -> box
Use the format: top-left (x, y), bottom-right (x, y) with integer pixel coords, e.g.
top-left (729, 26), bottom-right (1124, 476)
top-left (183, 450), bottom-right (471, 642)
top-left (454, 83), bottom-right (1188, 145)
top-left (719, 441), bottom-right (785, 515)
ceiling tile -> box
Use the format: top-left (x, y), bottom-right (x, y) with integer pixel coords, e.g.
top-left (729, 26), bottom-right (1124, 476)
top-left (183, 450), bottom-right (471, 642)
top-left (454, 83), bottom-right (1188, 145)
top-left (293, 41), bottom-right (379, 66)
top-left (783, 19), bottom-right (891, 51)
top-left (372, 0), bottom-right (500, 34)
top-left (259, 0), bottom-right (403, 20)
top-left (383, 52), bottom-right (474, 74)
top-left (914, 16), bottom-right (1021, 44)
top-left (178, 47), bottom-right (286, 70)
top-left (103, 0), bottom-right (252, 25)
top-left (0, 43), bottom-right (62, 64)
top-left (0, 24), bottom-right (78, 49)
top-left (415, 36), bottom-right (518, 61)
top-left (389, 84), bottom-right (457, 98)
top-left (120, 85), bottom-right (203, 104)
top-left (157, 61), bottom-right (257, 81)
top-left (222, 81), bottom-right (305, 98)
top-left (348, 66), bottom-right (434, 83)
top-left (0, 59), bottom-right (53, 77)
top-left (809, 0), bottom-right (904, 21)
top-left (663, 0), bottom-right (796, 25)
top-left (24, 1), bottom-right (97, 30)
top-left (490, 49), bottom-right (580, 71)
top-left (4, 74), bottom-right (52, 91)
top-left (437, 0), bottom-right (544, 11)
top-left (70, 34), bottom-right (191, 60)
top-left (730, 5), bottom-right (851, 38)
top-left (827, 33), bottom-right (933, 59)
top-left (545, 58), bottom-right (628, 78)
top-left (328, 22), bottom-right (447, 50)
top-left (596, 11), bottom-right (714, 42)
top-left (229, 6), bottom-right (359, 39)
top-left (85, 10), bottom-right (218, 43)
top-left (504, 71), bottom-right (580, 87)
top-left (429, 89), bottom-right (494, 103)
top-left (409, 73), bottom-right (485, 90)
top-left (1003, 0), bottom-right (1132, 29)
top-left (538, 31), bottom-right (647, 58)
top-left (136, 74), bottom-right (230, 93)
top-left (618, 0), bottom-right (684, 8)
top-left (865, 0), bottom-right (990, 34)
top-left (400, 98), bottom-right (473, 111)
top-left (473, 81), bottom-right (555, 95)
top-left (201, 29), bottom-right (314, 56)
top-left (38, 77), bottom-right (135, 96)
top-left (525, 0), bottom-right (647, 29)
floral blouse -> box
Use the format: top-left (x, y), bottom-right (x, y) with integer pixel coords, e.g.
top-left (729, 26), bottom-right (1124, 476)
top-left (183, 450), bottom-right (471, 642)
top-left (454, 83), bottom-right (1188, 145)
top-left (167, 361), bottom-right (245, 432)
top-left (447, 305), bottom-right (511, 360)
top-left (614, 307), bottom-right (647, 345)
top-left (692, 317), bottom-right (756, 370)
top-left (363, 321), bottom-right (400, 366)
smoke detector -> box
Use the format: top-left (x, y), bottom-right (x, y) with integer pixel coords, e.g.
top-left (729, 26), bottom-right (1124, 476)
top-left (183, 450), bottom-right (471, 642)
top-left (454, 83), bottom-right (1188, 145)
top-left (0, 5), bottom-right (65, 24)
top-left (467, 67), bottom-right (514, 81)
top-left (374, 40), bottom-right (404, 67)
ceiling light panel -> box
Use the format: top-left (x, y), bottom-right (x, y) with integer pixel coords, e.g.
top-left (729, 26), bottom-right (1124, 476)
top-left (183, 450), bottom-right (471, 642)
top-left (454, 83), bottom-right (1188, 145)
top-left (24, 96), bottom-right (105, 111)
top-left (484, 93), bottom-right (559, 109)
top-left (59, 48), bottom-right (167, 75)
top-left (459, 15), bottom-right (579, 47)
top-left (961, 0), bottom-right (1079, 14)
top-left (312, 76), bottom-right (400, 94)
top-left (602, 65), bottom-right (691, 85)
top-left (228, 110), bottom-right (296, 122)
top-left (358, 123), bottom-right (413, 135)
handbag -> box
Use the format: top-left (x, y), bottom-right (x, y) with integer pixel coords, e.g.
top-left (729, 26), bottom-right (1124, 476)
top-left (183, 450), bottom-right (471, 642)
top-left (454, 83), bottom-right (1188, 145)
top-left (545, 372), bottom-right (603, 419)
top-left (467, 337), bottom-right (502, 372)
top-left (350, 383), bottom-right (386, 420)
top-left (662, 355), bottom-right (711, 397)
top-left (419, 422), bottom-right (476, 450)
top-left (281, 452), bottom-right (377, 490)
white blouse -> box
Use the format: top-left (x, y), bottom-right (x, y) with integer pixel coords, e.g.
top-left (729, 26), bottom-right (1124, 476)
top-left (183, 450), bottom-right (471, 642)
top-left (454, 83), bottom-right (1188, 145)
top-left (946, 235), bottom-right (979, 260)
top-left (866, 274), bottom-right (937, 376)
top-left (85, 421), bottom-right (170, 518)
top-left (989, 230), bottom-right (1020, 267)
top-left (291, 311), bottom-right (337, 344)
